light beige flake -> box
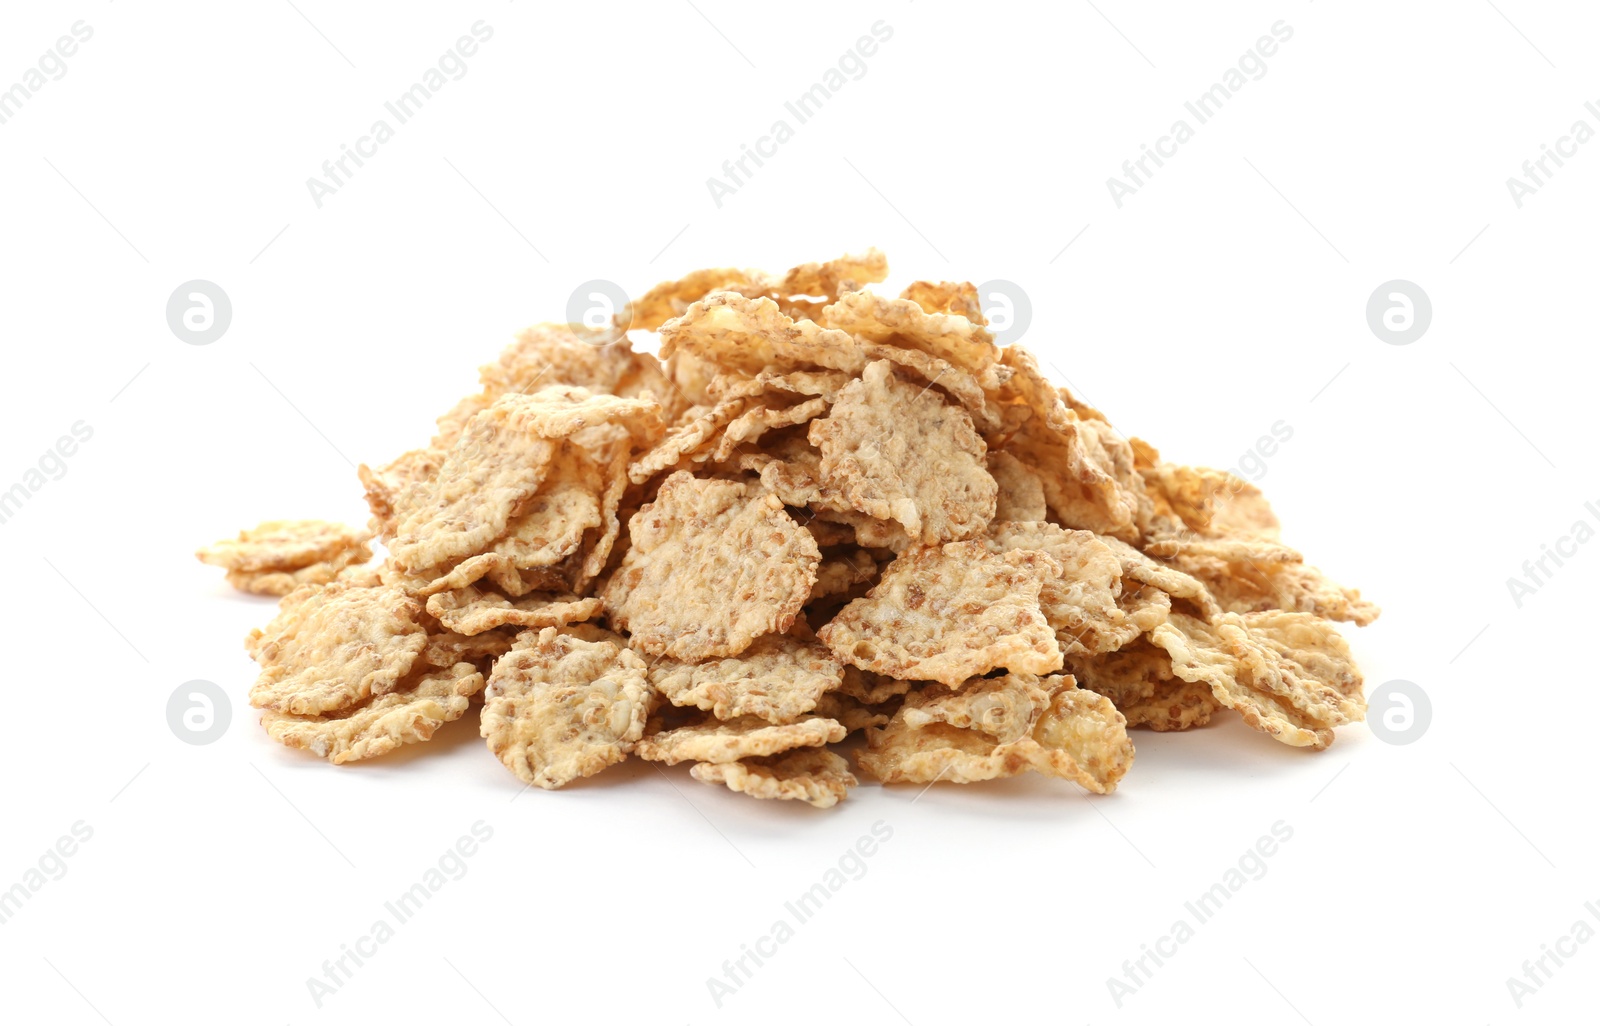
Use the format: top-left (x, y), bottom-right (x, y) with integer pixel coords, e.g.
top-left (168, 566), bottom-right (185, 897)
top-left (988, 452), bottom-right (1048, 522)
top-left (387, 396), bottom-right (559, 573)
top-left (833, 666), bottom-right (912, 705)
top-left (1066, 640), bottom-right (1219, 731)
top-left (635, 714), bottom-right (845, 765)
top-left (899, 280), bottom-right (985, 323)
top-left (479, 323), bottom-right (675, 413)
top-left (817, 540), bottom-right (1062, 685)
top-left (658, 292), bottom-right (866, 377)
top-left (249, 581), bottom-right (429, 715)
top-left (820, 290), bottom-right (1000, 379)
top-left (810, 691), bottom-right (892, 733)
top-left (706, 397), bottom-right (829, 463)
top-left (900, 673), bottom-right (1064, 743)
top-left (648, 633), bottom-right (843, 724)
top-left (857, 684), bottom-right (1133, 793)
top-left (808, 360), bottom-right (996, 544)
top-left (1150, 612), bottom-right (1364, 749)
top-left (261, 661), bottom-right (484, 764)
top-left (1100, 537), bottom-right (1223, 621)
top-left (602, 472), bottom-right (820, 659)
top-left (197, 520), bottom-right (369, 574)
top-left (629, 398), bottom-right (748, 484)
top-left (690, 749), bottom-right (857, 808)
top-left (426, 585), bottom-right (602, 636)
top-left (1157, 548), bottom-right (1379, 626)
top-left (1140, 462), bottom-right (1280, 541)
top-left (359, 447), bottom-right (445, 543)
top-left (480, 626), bottom-right (653, 789)
top-left (808, 549), bottom-right (879, 602)
top-left (223, 544), bottom-right (372, 597)
top-left (985, 521), bottom-right (1125, 655)
top-left (707, 368), bottom-right (853, 405)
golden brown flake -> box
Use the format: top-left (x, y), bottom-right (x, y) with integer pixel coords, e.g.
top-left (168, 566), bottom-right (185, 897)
top-left (690, 749), bottom-right (858, 808)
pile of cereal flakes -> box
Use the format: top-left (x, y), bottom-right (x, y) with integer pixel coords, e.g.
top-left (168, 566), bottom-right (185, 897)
top-left (198, 251), bottom-right (1377, 809)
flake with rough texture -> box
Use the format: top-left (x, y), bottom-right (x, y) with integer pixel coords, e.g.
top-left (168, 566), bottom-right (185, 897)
top-left (635, 714), bottom-right (845, 765)
top-left (647, 633), bottom-right (843, 723)
top-left (249, 581), bottom-right (428, 715)
top-left (1066, 640), bottom-right (1219, 731)
top-left (857, 684), bottom-right (1133, 793)
top-left (426, 586), bottom-right (602, 636)
top-left (818, 540), bottom-right (1062, 685)
top-left (261, 662), bottom-right (484, 764)
top-left (197, 520), bottom-right (369, 573)
top-left (480, 627), bottom-right (653, 789)
top-left (602, 472), bottom-right (820, 659)
top-left (223, 544), bottom-right (371, 597)
top-left (899, 280), bottom-right (985, 323)
top-left (988, 452), bottom-right (1048, 522)
top-left (821, 290), bottom-right (1000, 379)
top-left (985, 521), bottom-right (1126, 655)
top-left (808, 360), bottom-right (996, 544)
top-left (660, 293), bottom-right (867, 377)
top-left (900, 673), bottom-right (1062, 743)
top-left (690, 749), bottom-right (857, 808)
top-left (1150, 612), bottom-right (1364, 749)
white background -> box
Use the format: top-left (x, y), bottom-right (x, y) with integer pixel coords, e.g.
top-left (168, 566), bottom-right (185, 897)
top-left (0, 2), bottom-right (1595, 1023)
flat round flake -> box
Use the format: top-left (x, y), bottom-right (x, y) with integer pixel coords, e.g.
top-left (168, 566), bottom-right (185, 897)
top-left (807, 360), bottom-right (997, 544)
top-left (647, 632), bottom-right (844, 724)
top-left (261, 661), bottom-right (484, 764)
top-left (249, 580), bottom-right (429, 716)
top-left (602, 471), bottom-right (820, 659)
top-left (817, 540), bottom-right (1062, 686)
top-left (858, 680), bottom-right (1134, 794)
top-left (690, 749), bottom-right (858, 809)
top-left (635, 715), bottom-right (846, 765)
top-left (480, 627), bottom-right (653, 789)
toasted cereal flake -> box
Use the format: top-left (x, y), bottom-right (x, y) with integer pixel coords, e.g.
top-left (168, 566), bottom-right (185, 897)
top-left (359, 447), bottom-right (445, 543)
top-left (820, 290), bottom-right (1000, 378)
top-left (808, 549), bottom-right (879, 602)
top-left (707, 368), bottom-right (853, 405)
top-left (985, 521), bottom-right (1125, 655)
top-left (602, 472), bottom-right (820, 659)
top-left (249, 580), bottom-right (428, 715)
top-left (647, 633), bottom-right (844, 724)
top-left (1009, 416), bottom-right (1147, 543)
top-left (833, 666), bottom-right (912, 705)
top-left (808, 360), bottom-right (996, 544)
top-left (574, 449), bottom-right (633, 592)
top-left (224, 544), bottom-right (372, 597)
top-left (197, 520), bottom-right (369, 574)
top-left (480, 626), bottom-right (653, 789)
top-left (1140, 463), bottom-right (1279, 540)
top-left (1067, 640), bottom-right (1219, 731)
top-left (421, 628), bottom-right (514, 669)
top-left (1156, 547), bottom-right (1379, 626)
top-left (707, 397), bottom-right (829, 463)
top-left (634, 714), bottom-right (845, 765)
top-left (629, 398), bottom-right (749, 484)
top-left (817, 540), bottom-right (1062, 685)
top-left (1099, 537), bottom-right (1223, 621)
top-left (480, 324), bottom-right (674, 411)
top-left (1151, 611), bottom-right (1364, 749)
top-left (901, 673), bottom-right (1062, 743)
top-left (988, 452), bottom-right (1048, 523)
top-left (899, 280), bottom-right (986, 323)
top-left (387, 398), bottom-right (559, 573)
top-left (811, 690), bottom-right (892, 733)
top-left (426, 586), bottom-right (602, 636)
top-left (690, 749), bottom-right (857, 808)
top-left (261, 661), bottom-right (484, 764)
top-left (659, 293), bottom-right (866, 377)
top-left (857, 684), bottom-right (1133, 793)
